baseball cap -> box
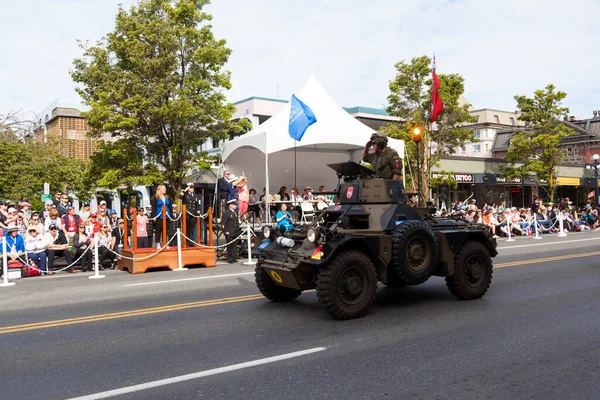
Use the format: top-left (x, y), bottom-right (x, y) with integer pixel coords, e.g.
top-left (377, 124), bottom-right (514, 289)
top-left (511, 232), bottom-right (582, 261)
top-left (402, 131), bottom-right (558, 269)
top-left (28, 226), bottom-right (37, 232)
top-left (7, 207), bottom-right (16, 213)
top-left (118, 218), bottom-right (124, 223)
top-left (20, 201), bottom-right (31, 207)
top-left (99, 200), bottom-right (107, 205)
top-left (109, 209), bottom-right (117, 214)
top-left (90, 213), bottom-right (97, 218)
top-left (83, 202), bottom-right (90, 207)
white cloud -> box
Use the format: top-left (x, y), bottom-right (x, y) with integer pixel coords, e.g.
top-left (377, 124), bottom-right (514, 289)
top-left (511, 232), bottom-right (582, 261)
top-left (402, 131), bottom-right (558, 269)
top-left (1, 0), bottom-right (598, 119)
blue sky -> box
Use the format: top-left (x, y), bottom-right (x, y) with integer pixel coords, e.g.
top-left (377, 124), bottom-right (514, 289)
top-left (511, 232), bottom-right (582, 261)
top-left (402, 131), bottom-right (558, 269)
top-left (1, 0), bottom-right (598, 120)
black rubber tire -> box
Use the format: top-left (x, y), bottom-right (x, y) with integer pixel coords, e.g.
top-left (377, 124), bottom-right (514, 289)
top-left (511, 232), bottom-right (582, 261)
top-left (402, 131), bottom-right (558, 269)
top-left (316, 250), bottom-right (378, 320)
top-left (255, 260), bottom-right (302, 302)
top-left (446, 241), bottom-right (493, 300)
top-left (390, 220), bottom-right (439, 286)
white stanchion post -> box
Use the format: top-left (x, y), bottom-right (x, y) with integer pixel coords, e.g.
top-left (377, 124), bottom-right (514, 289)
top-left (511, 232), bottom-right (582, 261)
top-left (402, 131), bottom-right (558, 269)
top-left (505, 215), bottom-right (515, 242)
top-left (173, 228), bottom-right (187, 272)
top-left (1, 238), bottom-right (15, 287)
top-left (243, 223), bottom-right (256, 265)
top-left (89, 235), bottom-right (105, 279)
top-left (557, 212), bottom-right (567, 237)
top-left (533, 214), bottom-right (542, 240)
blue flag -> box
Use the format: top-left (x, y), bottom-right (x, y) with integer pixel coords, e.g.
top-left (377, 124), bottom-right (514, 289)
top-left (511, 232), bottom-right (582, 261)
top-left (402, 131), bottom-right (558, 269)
top-left (288, 94), bottom-right (317, 141)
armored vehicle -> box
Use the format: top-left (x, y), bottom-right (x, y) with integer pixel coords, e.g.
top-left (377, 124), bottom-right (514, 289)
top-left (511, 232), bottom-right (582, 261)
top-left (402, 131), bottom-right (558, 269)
top-left (254, 162), bottom-right (498, 320)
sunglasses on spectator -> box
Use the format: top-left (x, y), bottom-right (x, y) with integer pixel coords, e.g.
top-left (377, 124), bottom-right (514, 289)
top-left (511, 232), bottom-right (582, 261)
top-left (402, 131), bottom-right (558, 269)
top-left (79, 226), bottom-right (85, 229)
top-left (32, 218), bottom-right (39, 221)
top-left (49, 226), bottom-right (57, 230)
top-left (102, 226), bottom-right (108, 229)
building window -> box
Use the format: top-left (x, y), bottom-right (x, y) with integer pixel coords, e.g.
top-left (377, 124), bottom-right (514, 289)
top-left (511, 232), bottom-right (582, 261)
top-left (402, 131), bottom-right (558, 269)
top-left (510, 117), bottom-right (515, 126)
top-left (485, 143), bottom-right (489, 152)
top-left (566, 147), bottom-right (572, 156)
top-left (474, 130), bottom-right (480, 139)
top-left (484, 130), bottom-right (489, 138)
top-left (474, 116), bottom-right (479, 122)
top-left (473, 144), bottom-right (481, 152)
top-left (212, 137), bottom-right (220, 149)
top-left (494, 115), bottom-right (500, 123)
top-left (461, 145), bottom-right (466, 153)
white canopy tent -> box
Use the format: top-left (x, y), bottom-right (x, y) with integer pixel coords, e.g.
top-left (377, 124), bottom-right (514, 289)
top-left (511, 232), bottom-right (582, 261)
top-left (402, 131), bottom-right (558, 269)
top-left (221, 75), bottom-right (405, 212)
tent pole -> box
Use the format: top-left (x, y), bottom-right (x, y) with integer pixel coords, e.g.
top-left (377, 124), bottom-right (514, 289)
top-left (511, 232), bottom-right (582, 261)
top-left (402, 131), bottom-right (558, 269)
top-left (264, 133), bottom-right (270, 225)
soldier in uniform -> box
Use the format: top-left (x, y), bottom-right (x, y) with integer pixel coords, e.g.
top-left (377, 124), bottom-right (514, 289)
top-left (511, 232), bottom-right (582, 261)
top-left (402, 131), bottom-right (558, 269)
top-left (179, 182), bottom-right (201, 246)
top-left (221, 199), bottom-right (239, 263)
top-left (362, 132), bottom-right (402, 180)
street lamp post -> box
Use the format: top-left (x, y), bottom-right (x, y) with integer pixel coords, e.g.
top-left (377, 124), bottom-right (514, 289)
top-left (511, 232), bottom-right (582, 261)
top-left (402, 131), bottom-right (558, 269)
top-left (585, 154), bottom-right (600, 206)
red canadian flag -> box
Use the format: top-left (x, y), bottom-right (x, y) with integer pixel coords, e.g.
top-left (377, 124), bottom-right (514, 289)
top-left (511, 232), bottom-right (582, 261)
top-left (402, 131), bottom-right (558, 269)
top-left (588, 191), bottom-right (595, 199)
top-left (431, 55), bottom-right (444, 123)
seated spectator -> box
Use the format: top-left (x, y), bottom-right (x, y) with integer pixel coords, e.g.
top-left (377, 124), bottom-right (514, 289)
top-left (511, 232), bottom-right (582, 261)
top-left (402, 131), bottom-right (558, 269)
top-left (44, 225), bottom-right (75, 273)
top-left (62, 206), bottom-right (82, 240)
top-left (78, 202), bottom-right (91, 221)
top-left (29, 213), bottom-right (46, 235)
top-left (72, 224), bottom-right (94, 272)
top-left (44, 208), bottom-right (63, 232)
top-left (276, 203), bottom-right (294, 233)
top-left (5, 206), bottom-right (19, 227)
top-left (302, 186), bottom-right (313, 201)
top-left (278, 186), bottom-right (290, 201)
top-left (109, 209), bottom-right (119, 229)
top-left (97, 224), bottom-right (115, 269)
top-left (25, 226), bottom-right (49, 275)
top-left (2, 226), bottom-right (25, 263)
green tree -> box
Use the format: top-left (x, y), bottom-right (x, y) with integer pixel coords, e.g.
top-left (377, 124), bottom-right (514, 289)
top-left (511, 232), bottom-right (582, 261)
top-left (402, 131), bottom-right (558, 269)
top-left (386, 55), bottom-right (476, 205)
top-left (71, 0), bottom-right (248, 197)
top-left (0, 139), bottom-right (89, 209)
top-left (501, 84), bottom-right (574, 203)
top-left (85, 139), bottom-right (162, 190)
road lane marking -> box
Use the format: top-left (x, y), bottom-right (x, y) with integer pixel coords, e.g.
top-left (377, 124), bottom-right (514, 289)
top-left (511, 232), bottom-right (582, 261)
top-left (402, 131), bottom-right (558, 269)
top-left (0, 294), bottom-right (265, 334)
top-left (66, 347), bottom-right (327, 400)
top-left (494, 251), bottom-right (600, 268)
top-left (123, 272), bottom-right (255, 287)
top-left (497, 236), bottom-right (600, 250)
top-left (0, 249), bottom-right (596, 334)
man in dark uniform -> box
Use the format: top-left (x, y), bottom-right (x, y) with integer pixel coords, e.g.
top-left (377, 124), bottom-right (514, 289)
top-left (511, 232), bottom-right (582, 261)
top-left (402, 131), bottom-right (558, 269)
top-left (179, 182), bottom-right (201, 246)
top-left (362, 132), bottom-right (402, 180)
top-left (217, 170), bottom-right (231, 219)
top-left (221, 199), bottom-right (239, 263)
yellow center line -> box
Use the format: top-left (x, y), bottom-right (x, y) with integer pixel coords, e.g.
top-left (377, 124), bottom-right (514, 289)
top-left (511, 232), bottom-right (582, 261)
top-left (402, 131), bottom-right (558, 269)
top-left (494, 251), bottom-right (600, 268)
top-left (0, 249), bottom-right (594, 335)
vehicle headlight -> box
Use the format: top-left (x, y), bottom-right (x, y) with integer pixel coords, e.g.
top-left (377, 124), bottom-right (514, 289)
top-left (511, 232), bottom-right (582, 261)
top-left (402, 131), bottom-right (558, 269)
top-left (307, 228), bottom-right (319, 243)
top-left (263, 225), bottom-right (271, 239)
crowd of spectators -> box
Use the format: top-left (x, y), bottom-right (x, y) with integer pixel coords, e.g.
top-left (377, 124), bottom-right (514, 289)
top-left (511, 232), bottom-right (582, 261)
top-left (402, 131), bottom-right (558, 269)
top-left (441, 196), bottom-right (600, 238)
top-left (0, 191), bottom-right (129, 275)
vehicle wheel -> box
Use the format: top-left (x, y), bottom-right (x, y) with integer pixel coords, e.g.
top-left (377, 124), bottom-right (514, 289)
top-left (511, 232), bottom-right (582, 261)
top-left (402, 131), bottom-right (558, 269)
top-left (446, 241), bottom-right (493, 300)
top-left (390, 220), bottom-right (439, 285)
top-left (316, 250), bottom-right (378, 320)
top-left (255, 260), bottom-right (301, 302)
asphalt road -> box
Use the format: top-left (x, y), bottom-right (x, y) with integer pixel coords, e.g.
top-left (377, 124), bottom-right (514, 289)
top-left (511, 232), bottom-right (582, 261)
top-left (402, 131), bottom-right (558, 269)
top-left (1, 232), bottom-right (599, 400)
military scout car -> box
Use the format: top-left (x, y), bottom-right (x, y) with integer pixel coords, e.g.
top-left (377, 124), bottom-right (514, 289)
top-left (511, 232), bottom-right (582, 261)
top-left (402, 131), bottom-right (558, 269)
top-left (254, 161), bottom-right (498, 320)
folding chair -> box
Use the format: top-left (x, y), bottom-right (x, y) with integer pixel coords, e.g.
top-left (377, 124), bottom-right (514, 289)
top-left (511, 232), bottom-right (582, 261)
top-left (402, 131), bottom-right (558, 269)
top-left (300, 202), bottom-right (315, 225)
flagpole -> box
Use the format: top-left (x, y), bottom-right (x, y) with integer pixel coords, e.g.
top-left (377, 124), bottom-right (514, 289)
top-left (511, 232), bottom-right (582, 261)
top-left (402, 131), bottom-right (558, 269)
top-left (264, 132), bottom-right (270, 225)
top-left (294, 140), bottom-right (297, 190)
